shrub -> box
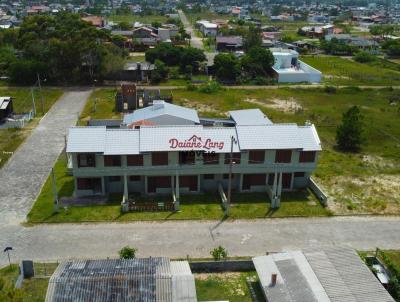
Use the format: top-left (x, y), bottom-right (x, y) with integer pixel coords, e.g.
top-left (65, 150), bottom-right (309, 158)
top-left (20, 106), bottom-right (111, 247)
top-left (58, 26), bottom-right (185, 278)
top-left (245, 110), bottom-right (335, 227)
top-left (324, 86), bottom-right (337, 94)
top-left (119, 246), bottom-right (137, 259)
top-left (336, 106), bottom-right (364, 152)
top-left (354, 51), bottom-right (376, 63)
top-left (210, 246), bottom-right (228, 261)
top-left (198, 81), bottom-right (222, 93)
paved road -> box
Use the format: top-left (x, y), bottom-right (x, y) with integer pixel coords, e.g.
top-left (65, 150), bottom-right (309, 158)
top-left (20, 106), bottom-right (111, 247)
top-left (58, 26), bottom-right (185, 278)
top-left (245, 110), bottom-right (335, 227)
top-left (0, 89), bottom-right (91, 227)
top-left (1, 217), bottom-right (400, 266)
top-left (178, 10), bottom-right (203, 50)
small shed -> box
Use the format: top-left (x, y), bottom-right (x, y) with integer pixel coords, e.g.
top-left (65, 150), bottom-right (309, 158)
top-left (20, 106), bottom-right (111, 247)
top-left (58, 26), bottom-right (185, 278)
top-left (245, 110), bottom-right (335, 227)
top-left (0, 97), bottom-right (13, 122)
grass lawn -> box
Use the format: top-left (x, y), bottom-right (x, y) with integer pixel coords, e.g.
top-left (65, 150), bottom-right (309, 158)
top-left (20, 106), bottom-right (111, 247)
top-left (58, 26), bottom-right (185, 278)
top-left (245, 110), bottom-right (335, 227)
top-left (0, 88), bottom-right (63, 168)
top-left (107, 14), bottom-right (168, 24)
top-left (27, 154), bottom-right (328, 223)
top-left (0, 264), bottom-right (50, 302)
top-left (301, 55), bottom-right (400, 86)
top-left (195, 272), bottom-right (265, 302)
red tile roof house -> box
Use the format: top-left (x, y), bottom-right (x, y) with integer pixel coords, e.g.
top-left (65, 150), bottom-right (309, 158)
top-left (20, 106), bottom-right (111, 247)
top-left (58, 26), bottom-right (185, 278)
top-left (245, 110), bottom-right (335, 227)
top-left (66, 101), bottom-right (322, 210)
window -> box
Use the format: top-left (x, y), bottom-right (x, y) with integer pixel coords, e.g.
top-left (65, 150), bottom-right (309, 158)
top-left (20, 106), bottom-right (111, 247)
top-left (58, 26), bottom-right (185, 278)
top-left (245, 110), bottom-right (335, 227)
top-left (223, 173), bottom-right (234, 179)
top-left (179, 152), bottom-right (195, 165)
top-left (78, 154), bottom-right (96, 167)
top-left (152, 152), bottom-right (168, 166)
top-left (127, 155), bottom-right (143, 166)
top-left (104, 155), bottom-right (121, 167)
top-left (294, 172), bottom-right (305, 177)
top-left (275, 150), bottom-right (292, 163)
top-left (268, 174), bottom-right (275, 186)
top-left (130, 175), bottom-right (141, 181)
top-left (109, 176), bottom-right (121, 182)
top-left (203, 152), bottom-right (219, 165)
top-left (224, 153), bottom-right (241, 164)
top-left (242, 174), bottom-right (266, 190)
top-left (203, 174), bottom-right (214, 180)
top-left (299, 151), bottom-right (316, 163)
top-left (77, 178), bottom-right (100, 190)
top-left (248, 151), bottom-right (265, 164)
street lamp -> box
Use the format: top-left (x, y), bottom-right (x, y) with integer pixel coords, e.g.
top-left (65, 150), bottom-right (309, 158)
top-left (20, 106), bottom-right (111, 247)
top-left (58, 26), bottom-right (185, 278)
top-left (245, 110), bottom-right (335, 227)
top-left (226, 135), bottom-right (237, 215)
top-left (3, 247), bottom-right (13, 267)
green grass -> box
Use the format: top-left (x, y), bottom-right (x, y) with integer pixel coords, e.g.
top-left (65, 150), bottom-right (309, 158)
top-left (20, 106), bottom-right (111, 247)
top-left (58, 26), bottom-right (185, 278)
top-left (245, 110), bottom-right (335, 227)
top-left (0, 88), bottom-right (63, 168)
top-left (301, 55), bottom-right (400, 86)
top-left (78, 88), bottom-right (121, 125)
top-left (382, 250), bottom-right (400, 270)
top-left (107, 14), bottom-right (168, 24)
top-left (0, 264), bottom-right (50, 302)
top-left (195, 272), bottom-right (265, 302)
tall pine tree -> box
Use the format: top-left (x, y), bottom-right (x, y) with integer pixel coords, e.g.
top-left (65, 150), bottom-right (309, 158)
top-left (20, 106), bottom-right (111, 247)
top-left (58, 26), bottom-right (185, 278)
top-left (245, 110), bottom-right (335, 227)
top-left (336, 106), bottom-right (364, 152)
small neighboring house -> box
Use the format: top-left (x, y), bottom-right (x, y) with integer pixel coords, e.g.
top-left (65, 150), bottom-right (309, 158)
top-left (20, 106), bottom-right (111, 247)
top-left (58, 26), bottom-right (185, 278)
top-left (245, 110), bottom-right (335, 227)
top-left (0, 97), bottom-right (13, 123)
top-left (45, 257), bottom-right (197, 302)
top-left (307, 14), bottom-right (330, 23)
top-left (122, 62), bottom-right (156, 82)
top-left (300, 24), bottom-right (334, 38)
top-left (271, 48), bottom-right (322, 83)
top-left (325, 34), bottom-right (379, 50)
top-left (253, 247), bottom-right (395, 302)
top-left (270, 14), bottom-right (295, 22)
top-left (133, 26), bottom-right (159, 47)
top-left (195, 20), bottom-right (218, 37)
top-left (216, 36), bottom-right (243, 51)
top-left (81, 15), bottom-right (104, 27)
top-left (25, 5), bottom-right (50, 14)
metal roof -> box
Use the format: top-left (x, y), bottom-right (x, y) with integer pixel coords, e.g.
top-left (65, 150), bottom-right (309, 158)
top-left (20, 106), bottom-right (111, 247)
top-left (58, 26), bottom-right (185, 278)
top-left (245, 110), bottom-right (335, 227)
top-left (123, 101), bottom-right (200, 125)
top-left (104, 129), bottom-right (140, 155)
top-left (229, 109), bottom-right (272, 125)
top-left (45, 258), bottom-right (197, 302)
top-left (0, 96), bottom-right (11, 110)
top-left (253, 248), bottom-right (395, 302)
top-left (66, 127), bottom-right (106, 153)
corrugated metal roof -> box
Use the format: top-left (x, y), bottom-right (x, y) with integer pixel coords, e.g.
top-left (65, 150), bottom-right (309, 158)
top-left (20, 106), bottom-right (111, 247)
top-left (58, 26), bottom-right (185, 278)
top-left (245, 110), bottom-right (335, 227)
top-left (66, 127), bottom-right (106, 153)
top-left (229, 109), bottom-right (272, 125)
top-left (46, 258), bottom-right (197, 302)
top-left (104, 129), bottom-right (140, 155)
top-left (298, 125), bottom-right (322, 151)
top-left (123, 101), bottom-right (200, 125)
top-left (0, 97), bottom-right (11, 110)
top-left (254, 248), bottom-right (395, 302)
top-left (304, 247), bottom-right (395, 302)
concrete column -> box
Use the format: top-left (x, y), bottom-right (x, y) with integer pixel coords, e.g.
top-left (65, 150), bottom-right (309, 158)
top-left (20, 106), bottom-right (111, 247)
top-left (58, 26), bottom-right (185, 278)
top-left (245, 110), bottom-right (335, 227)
top-left (275, 172), bottom-right (283, 208)
top-left (123, 173), bottom-right (128, 200)
top-left (101, 177), bottom-right (105, 195)
top-left (175, 171), bottom-right (180, 211)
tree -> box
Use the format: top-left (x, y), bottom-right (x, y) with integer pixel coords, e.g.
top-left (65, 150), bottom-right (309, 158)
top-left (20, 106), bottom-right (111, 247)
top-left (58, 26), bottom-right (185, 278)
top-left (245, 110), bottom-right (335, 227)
top-left (336, 106), bottom-right (364, 152)
top-left (243, 25), bottom-right (262, 51)
top-left (240, 47), bottom-right (275, 79)
top-left (151, 59), bottom-right (169, 83)
top-left (214, 53), bottom-right (240, 83)
top-left (117, 21), bottom-right (132, 30)
top-left (210, 246), bottom-right (228, 261)
top-left (119, 246), bottom-right (137, 259)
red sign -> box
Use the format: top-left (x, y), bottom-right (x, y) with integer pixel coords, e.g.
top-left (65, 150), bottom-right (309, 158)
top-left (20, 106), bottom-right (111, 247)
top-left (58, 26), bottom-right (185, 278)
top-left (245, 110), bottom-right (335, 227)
top-left (169, 135), bottom-right (224, 150)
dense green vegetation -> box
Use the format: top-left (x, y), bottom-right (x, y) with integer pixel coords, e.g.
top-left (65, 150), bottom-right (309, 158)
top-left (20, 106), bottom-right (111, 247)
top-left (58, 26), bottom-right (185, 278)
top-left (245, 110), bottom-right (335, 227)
top-left (0, 13), bottom-right (126, 84)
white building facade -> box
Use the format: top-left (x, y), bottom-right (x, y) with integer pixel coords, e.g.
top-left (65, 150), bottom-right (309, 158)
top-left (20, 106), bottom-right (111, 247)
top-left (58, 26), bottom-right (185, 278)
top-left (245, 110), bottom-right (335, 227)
top-left (66, 102), bottom-right (322, 208)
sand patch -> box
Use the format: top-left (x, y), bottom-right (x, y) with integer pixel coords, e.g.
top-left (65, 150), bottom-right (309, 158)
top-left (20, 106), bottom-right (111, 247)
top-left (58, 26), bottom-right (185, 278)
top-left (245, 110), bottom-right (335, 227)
top-left (244, 97), bottom-right (303, 113)
top-left (180, 98), bottom-right (229, 116)
top-left (324, 74), bottom-right (351, 80)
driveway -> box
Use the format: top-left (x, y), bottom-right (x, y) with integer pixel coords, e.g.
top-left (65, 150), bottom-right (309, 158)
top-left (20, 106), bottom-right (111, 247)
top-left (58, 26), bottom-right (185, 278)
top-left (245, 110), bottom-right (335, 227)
top-left (0, 89), bottom-right (91, 226)
top-left (178, 10), bottom-right (204, 50)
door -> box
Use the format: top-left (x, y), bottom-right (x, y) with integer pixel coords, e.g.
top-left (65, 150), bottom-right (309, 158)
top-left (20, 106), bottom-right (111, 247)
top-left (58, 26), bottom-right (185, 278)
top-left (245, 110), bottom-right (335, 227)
top-left (282, 173), bottom-right (292, 189)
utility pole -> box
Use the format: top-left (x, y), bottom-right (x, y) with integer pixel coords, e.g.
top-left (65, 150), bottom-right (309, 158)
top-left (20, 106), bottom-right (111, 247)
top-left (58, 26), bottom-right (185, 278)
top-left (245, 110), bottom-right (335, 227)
top-left (31, 87), bottom-right (36, 117)
top-left (227, 135), bottom-right (237, 215)
top-left (37, 73), bottom-right (44, 115)
top-left (52, 168), bottom-right (59, 212)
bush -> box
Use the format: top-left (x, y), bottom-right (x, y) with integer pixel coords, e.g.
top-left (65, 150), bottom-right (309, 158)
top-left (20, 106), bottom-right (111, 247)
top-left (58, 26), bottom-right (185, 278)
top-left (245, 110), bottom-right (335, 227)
top-left (198, 81), bottom-right (222, 93)
top-left (210, 246), bottom-right (228, 261)
top-left (336, 106), bottom-right (364, 152)
top-left (119, 246), bottom-right (137, 259)
top-left (354, 51), bottom-right (376, 63)
top-left (324, 86), bottom-right (337, 94)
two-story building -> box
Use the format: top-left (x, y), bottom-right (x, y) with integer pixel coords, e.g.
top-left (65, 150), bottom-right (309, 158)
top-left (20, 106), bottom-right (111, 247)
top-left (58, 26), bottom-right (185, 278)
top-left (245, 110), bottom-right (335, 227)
top-left (66, 101), bottom-right (321, 208)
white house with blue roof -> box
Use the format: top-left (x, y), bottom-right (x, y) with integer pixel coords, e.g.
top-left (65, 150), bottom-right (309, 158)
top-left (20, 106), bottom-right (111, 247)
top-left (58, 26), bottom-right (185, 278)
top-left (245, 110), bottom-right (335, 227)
top-left (66, 102), bottom-right (322, 209)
